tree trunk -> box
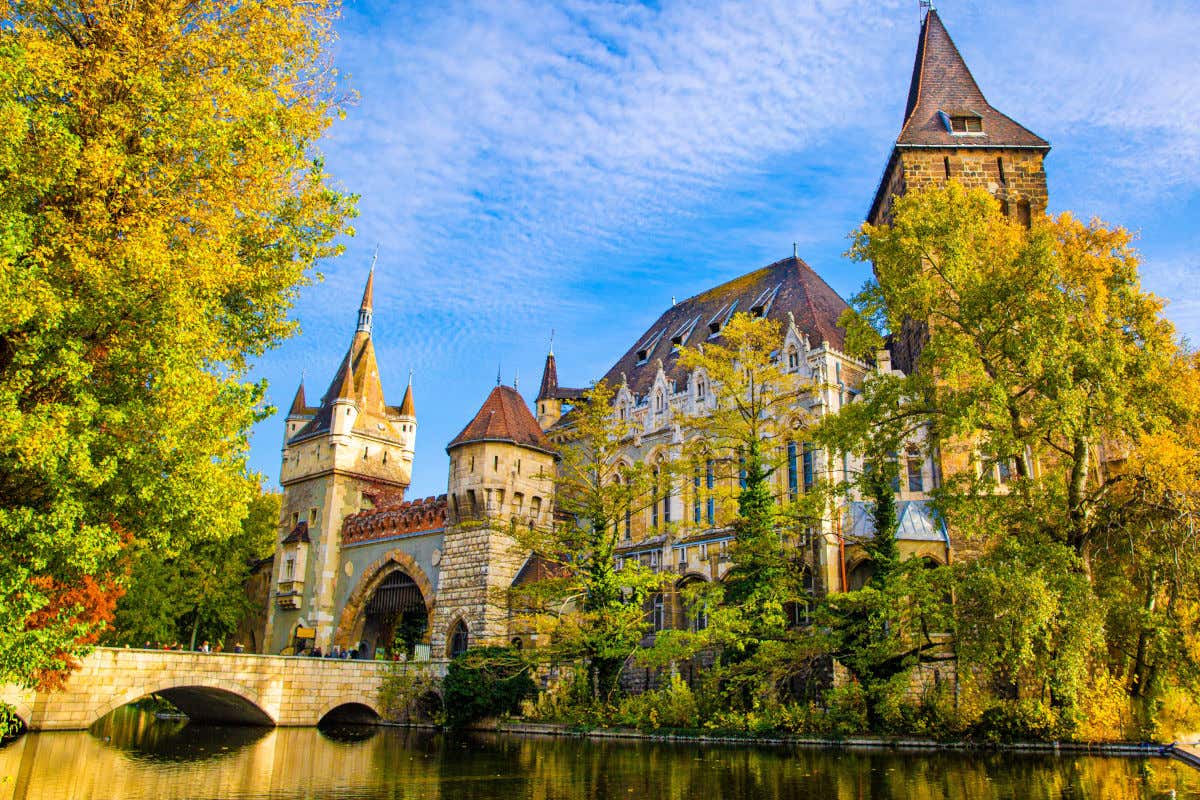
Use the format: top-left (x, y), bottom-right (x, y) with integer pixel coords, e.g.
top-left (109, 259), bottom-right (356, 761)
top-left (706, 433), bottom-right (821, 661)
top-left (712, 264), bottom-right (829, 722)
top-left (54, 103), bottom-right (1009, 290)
top-left (1129, 570), bottom-right (1157, 697)
top-left (1067, 434), bottom-right (1091, 557)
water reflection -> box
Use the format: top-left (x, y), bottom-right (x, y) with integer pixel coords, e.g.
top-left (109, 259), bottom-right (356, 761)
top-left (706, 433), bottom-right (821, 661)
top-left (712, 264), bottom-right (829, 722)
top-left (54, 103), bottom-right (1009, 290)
top-left (0, 709), bottom-right (1196, 800)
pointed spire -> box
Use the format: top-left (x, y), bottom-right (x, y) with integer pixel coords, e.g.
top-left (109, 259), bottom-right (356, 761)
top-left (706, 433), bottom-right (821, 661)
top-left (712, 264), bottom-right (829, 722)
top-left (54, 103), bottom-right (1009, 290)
top-left (537, 349), bottom-right (559, 401)
top-left (895, 10), bottom-right (1047, 149)
top-left (398, 373), bottom-right (415, 417)
top-left (288, 379), bottom-right (308, 416)
top-left (356, 248), bottom-right (377, 334)
top-left (514, 369), bottom-right (520, 390)
top-left (335, 357), bottom-right (355, 401)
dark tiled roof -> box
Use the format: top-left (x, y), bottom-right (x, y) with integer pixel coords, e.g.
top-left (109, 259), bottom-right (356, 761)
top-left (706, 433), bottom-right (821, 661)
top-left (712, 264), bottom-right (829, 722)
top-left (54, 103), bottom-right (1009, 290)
top-left (288, 381), bottom-right (308, 416)
top-left (536, 352), bottom-right (585, 402)
top-left (896, 11), bottom-right (1048, 150)
top-left (282, 521), bottom-right (310, 545)
top-left (595, 255), bottom-right (849, 398)
top-left (867, 10), bottom-right (1049, 225)
top-left (448, 385), bottom-right (555, 454)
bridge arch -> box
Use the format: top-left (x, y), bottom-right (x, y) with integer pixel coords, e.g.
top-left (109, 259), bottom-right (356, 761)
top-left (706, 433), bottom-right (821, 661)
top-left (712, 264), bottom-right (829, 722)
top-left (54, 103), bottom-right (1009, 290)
top-left (334, 549), bottom-right (436, 655)
top-left (316, 697), bottom-right (382, 726)
top-left (89, 678), bottom-right (276, 728)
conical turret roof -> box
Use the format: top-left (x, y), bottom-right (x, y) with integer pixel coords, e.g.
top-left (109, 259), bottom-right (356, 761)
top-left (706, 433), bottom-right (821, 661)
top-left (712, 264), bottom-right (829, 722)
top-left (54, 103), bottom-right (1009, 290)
top-left (448, 385), bottom-right (554, 455)
top-left (288, 380), bottom-right (309, 416)
top-left (398, 380), bottom-right (415, 417)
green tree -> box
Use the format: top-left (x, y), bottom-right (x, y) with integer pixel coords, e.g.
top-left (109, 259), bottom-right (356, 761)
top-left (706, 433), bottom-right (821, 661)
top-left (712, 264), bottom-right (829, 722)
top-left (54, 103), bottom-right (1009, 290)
top-left (107, 487), bottom-right (279, 649)
top-left (833, 182), bottom-right (1197, 733)
top-left (842, 181), bottom-right (1178, 559)
top-left (813, 459), bottom-right (954, 731)
top-left (0, 0), bottom-right (355, 700)
top-left (650, 313), bottom-right (822, 705)
top-left (508, 381), bottom-right (664, 702)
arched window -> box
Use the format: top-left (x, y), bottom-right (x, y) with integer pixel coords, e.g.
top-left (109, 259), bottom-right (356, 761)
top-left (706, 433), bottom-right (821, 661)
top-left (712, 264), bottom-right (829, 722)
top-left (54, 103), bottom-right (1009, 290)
top-left (906, 447), bottom-right (924, 493)
top-left (787, 346), bottom-right (799, 369)
top-left (449, 620), bottom-right (469, 659)
top-left (648, 593), bottom-right (665, 632)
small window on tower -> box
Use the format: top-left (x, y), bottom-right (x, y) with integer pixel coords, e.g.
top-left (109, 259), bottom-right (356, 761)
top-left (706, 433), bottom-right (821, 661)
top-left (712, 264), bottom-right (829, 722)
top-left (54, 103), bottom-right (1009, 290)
top-left (945, 112), bottom-right (983, 134)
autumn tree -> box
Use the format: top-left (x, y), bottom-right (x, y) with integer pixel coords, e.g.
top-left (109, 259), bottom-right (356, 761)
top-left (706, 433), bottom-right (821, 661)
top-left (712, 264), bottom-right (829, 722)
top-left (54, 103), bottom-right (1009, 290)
top-left (0, 0), bottom-right (355, 702)
top-left (841, 182), bottom-right (1178, 559)
top-left (508, 381), bottom-right (665, 701)
top-left (834, 182), bottom-right (1197, 733)
top-left (648, 313), bottom-right (823, 703)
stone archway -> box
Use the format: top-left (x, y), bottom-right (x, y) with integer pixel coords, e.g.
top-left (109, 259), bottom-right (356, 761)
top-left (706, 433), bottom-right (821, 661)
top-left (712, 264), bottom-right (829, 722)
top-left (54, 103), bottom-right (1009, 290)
top-left (334, 548), bottom-right (436, 654)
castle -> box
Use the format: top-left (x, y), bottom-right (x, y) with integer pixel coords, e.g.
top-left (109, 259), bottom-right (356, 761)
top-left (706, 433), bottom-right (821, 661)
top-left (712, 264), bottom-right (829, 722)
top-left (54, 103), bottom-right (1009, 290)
top-left (261, 9), bottom-right (1050, 659)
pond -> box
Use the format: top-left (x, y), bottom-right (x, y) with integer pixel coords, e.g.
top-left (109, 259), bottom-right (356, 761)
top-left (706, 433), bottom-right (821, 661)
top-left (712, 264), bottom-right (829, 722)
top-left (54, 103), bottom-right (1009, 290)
top-left (1, 707), bottom-right (1197, 799)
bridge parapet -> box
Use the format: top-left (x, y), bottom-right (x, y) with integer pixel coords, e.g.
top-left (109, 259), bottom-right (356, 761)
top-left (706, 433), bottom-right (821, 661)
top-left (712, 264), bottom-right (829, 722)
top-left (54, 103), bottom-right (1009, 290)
top-left (3, 647), bottom-right (447, 731)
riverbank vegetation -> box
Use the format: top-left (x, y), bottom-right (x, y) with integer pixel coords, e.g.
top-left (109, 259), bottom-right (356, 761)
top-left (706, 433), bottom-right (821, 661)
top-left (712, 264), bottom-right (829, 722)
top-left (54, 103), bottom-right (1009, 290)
top-left (415, 185), bottom-right (1199, 745)
top-left (0, 0), bottom-right (355, 735)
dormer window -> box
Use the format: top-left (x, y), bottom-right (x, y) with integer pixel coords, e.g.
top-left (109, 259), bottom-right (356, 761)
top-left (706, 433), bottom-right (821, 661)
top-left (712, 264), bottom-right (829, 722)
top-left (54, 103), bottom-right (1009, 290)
top-left (636, 348), bottom-right (649, 364)
top-left (787, 347), bottom-right (800, 369)
top-left (942, 110), bottom-right (983, 134)
top-left (670, 335), bottom-right (684, 351)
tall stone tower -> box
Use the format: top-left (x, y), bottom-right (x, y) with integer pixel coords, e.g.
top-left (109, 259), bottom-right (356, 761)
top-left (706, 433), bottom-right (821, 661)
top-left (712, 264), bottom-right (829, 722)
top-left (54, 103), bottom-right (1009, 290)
top-left (265, 266), bottom-right (417, 653)
top-left (868, 8), bottom-right (1051, 373)
top-left (430, 384), bottom-right (556, 656)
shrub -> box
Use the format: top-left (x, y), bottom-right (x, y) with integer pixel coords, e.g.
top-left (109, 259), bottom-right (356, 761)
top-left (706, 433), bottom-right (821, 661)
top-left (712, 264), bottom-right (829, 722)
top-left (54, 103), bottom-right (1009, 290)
top-left (614, 674), bottom-right (699, 730)
top-left (442, 646), bottom-right (536, 728)
top-left (378, 665), bottom-right (442, 724)
top-left (972, 699), bottom-right (1060, 743)
top-left (821, 683), bottom-right (869, 737)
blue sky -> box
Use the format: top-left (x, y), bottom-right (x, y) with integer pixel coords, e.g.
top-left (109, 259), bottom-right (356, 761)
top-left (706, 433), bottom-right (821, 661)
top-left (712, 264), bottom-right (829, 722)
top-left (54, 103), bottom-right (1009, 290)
top-left (249, 0), bottom-right (1200, 499)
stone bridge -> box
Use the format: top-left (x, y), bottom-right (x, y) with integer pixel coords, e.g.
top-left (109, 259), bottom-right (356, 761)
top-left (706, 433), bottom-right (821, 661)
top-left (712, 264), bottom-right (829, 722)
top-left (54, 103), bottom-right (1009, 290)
top-left (2, 647), bottom-right (446, 731)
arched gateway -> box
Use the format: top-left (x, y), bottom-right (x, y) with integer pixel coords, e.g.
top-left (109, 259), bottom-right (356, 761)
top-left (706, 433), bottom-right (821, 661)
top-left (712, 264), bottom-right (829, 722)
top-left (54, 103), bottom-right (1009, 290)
top-left (334, 550), bottom-right (435, 657)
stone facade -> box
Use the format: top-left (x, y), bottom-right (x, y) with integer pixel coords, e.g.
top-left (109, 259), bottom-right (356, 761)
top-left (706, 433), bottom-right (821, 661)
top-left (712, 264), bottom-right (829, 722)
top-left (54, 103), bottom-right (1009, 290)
top-left (430, 392), bottom-right (557, 655)
top-left (255, 7), bottom-right (1033, 675)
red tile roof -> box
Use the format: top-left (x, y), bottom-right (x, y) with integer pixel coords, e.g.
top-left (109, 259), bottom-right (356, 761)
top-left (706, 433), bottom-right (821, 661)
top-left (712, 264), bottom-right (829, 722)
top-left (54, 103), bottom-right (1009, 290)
top-left (448, 385), bottom-right (555, 454)
top-left (342, 495), bottom-right (447, 545)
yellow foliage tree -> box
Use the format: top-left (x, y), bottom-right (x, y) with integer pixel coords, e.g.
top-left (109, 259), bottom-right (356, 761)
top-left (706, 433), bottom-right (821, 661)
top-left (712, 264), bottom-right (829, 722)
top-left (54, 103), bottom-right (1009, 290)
top-left (0, 0), bottom-right (355, 697)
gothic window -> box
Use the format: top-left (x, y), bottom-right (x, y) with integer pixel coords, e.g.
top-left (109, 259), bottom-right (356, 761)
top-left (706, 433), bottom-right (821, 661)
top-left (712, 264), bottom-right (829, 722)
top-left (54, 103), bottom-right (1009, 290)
top-left (906, 448), bottom-right (924, 493)
top-left (449, 621), bottom-right (469, 659)
top-left (284, 557), bottom-right (295, 580)
top-left (803, 443), bottom-right (816, 491)
top-left (696, 378), bottom-right (707, 401)
top-left (787, 441), bottom-right (799, 499)
top-left (693, 466), bottom-right (702, 524)
top-left (530, 496), bottom-right (543, 522)
top-left (705, 460), bottom-right (716, 525)
top-left (787, 347), bottom-right (799, 369)
top-left (651, 467), bottom-right (660, 530)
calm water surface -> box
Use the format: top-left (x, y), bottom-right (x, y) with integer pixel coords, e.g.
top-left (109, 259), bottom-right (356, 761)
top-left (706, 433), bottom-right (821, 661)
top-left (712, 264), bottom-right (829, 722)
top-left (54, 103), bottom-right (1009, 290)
top-left (2, 708), bottom-right (1197, 799)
